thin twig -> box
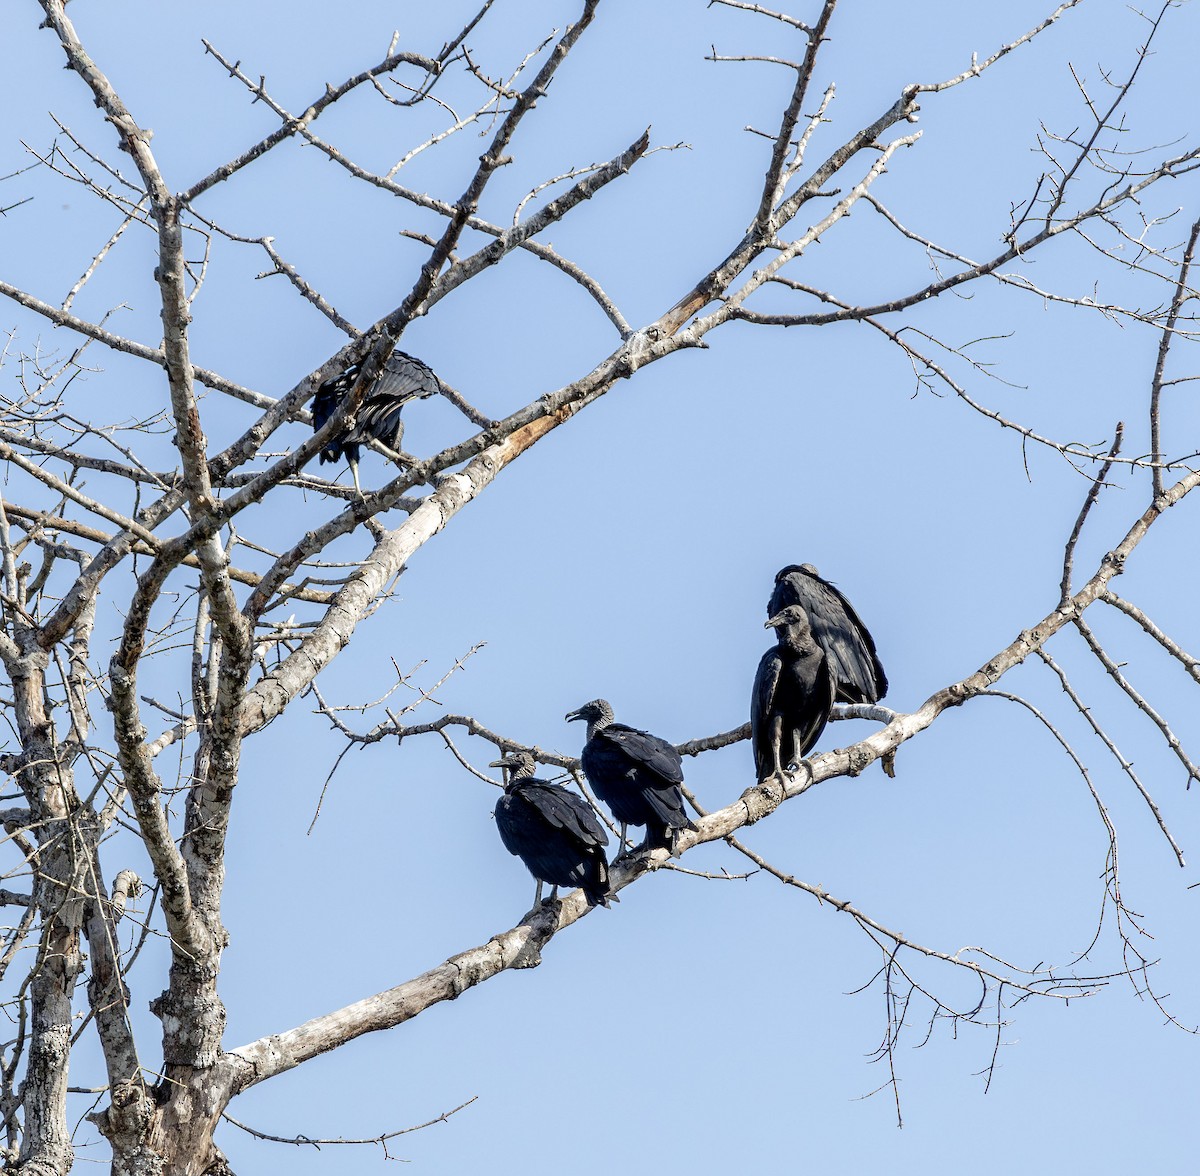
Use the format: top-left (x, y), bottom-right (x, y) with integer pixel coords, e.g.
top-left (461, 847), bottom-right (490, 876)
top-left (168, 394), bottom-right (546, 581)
top-left (1061, 423), bottom-right (1124, 606)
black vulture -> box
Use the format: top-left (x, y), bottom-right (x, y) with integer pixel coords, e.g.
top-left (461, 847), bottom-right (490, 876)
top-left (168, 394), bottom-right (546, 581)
top-left (752, 603), bottom-right (835, 783)
top-left (490, 751), bottom-right (614, 908)
top-left (564, 699), bottom-right (696, 856)
top-left (768, 564), bottom-right (887, 704)
top-left (311, 349), bottom-right (441, 494)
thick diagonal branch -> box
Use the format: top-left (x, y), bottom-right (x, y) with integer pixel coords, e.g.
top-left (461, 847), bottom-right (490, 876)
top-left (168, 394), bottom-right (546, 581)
top-left (226, 470), bottom-right (1199, 1088)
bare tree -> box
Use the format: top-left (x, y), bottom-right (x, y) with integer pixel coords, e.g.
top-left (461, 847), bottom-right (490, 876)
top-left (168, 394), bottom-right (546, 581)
top-left (1, 0), bottom-right (1197, 1171)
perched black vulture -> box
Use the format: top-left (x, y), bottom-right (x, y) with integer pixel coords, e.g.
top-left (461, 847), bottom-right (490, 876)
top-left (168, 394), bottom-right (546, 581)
top-left (564, 699), bottom-right (696, 856)
top-left (311, 349), bottom-right (441, 494)
top-left (490, 751), bottom-right (614, 908)
top-left (752, 603), bottom-right (835, 783)
top-left (768, 564), bottom-right (887, 704)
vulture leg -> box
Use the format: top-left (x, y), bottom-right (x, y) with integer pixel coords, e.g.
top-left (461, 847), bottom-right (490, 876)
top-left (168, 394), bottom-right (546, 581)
top-left (348, 455), bottom-right (364, 499)
top-left (789, 729), bottom-right (806, 772)
top-left (532, 878), bottom-right (544, 907)
top-left (770, 713), bottom-right (786, 784)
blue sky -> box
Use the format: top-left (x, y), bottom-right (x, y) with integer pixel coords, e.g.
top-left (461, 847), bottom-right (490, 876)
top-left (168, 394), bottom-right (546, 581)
top-left (3, 1), bottom-right (1199, 1172)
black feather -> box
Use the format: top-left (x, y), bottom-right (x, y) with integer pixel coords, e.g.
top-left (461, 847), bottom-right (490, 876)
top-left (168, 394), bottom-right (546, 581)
top-left (566, 700), bottom-right (695, 854)
top-left (768, 564), bottom-right (887, 704)
top-left (312, 350), bottom-right (440, 472)
top-left (492, 753), bottom-right (613, 908)
top-left (752, 603), bottom-right (835, 781)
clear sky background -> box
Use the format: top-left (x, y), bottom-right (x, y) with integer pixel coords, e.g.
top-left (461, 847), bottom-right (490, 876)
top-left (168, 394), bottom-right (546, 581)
top-left (3, 1), bottom-right (1199, 1172)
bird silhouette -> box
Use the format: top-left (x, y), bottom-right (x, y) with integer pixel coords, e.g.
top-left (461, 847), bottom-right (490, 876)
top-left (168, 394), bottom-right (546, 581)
top-left (491, 750), bottom-right (614, 908)
top-left (311, 349), bottom-right (440, 495)
top-left (752, 602), bottom-right (835, 783)
top-left (565, 699), bottom-right (695, 856)
top-left (768, 564), bottom-right (887, 704)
